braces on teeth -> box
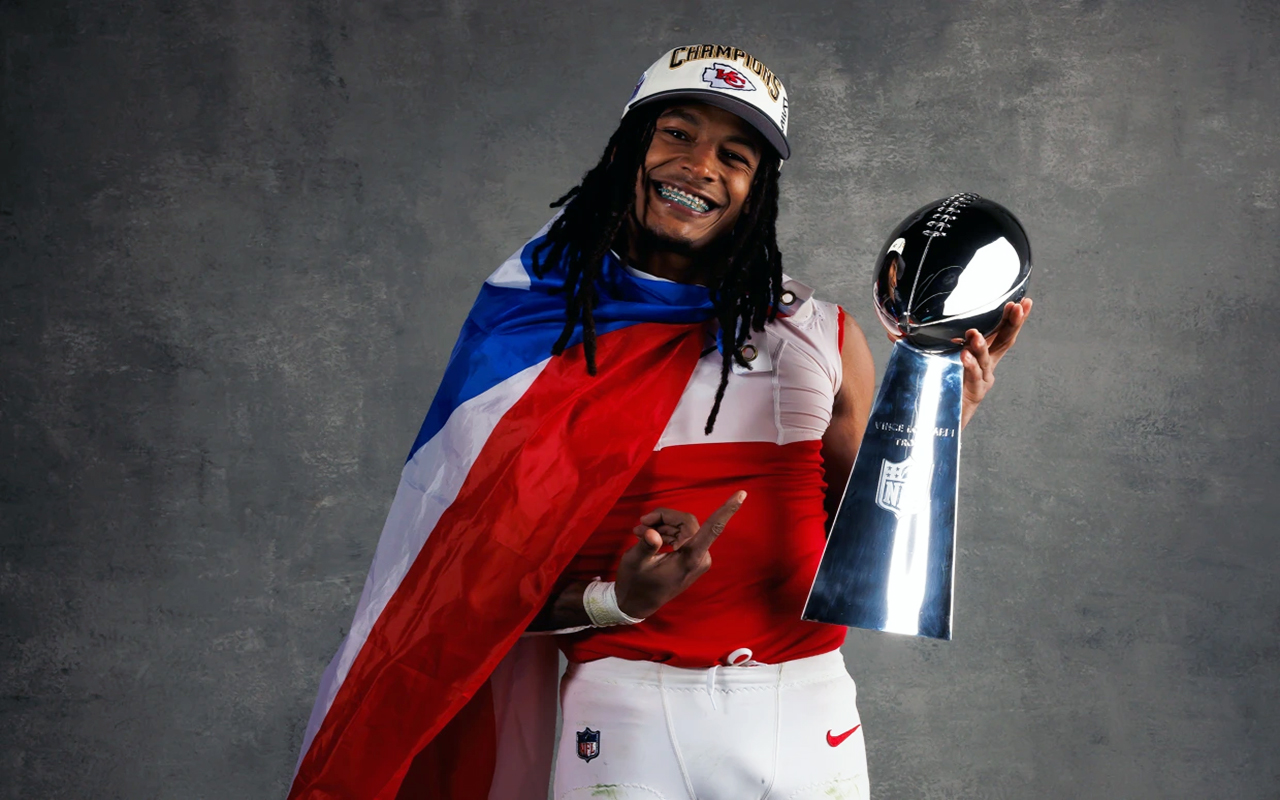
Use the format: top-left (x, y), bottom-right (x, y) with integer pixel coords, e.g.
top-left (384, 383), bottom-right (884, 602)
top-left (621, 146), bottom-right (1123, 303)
top-left (658, 184), bottom-right (710, 212)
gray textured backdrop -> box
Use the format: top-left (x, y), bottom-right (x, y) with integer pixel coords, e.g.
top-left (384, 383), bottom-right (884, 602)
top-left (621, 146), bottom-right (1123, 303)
top-left (3, 1), bottom-right (1278, 798)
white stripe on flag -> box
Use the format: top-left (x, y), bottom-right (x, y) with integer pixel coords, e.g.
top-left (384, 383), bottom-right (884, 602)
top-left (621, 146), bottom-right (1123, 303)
top-left (296, 357), bottom-right (551, 771)
top-left (485, 215), bottom-right (559, 290)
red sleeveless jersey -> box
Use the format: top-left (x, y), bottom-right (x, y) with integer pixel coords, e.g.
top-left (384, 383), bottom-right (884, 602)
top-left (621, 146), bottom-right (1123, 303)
top-left (560, 275), bottom-right (848, 667)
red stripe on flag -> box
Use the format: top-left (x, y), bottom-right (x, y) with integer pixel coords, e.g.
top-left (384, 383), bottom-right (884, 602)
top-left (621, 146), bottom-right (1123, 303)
top-left (289, 322), bottom-right (704, 800)
top-left (394, 679), bottom-right (496, 798)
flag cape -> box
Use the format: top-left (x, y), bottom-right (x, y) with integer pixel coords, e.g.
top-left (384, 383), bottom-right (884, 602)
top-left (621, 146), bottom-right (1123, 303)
top-left (289, 222), bottom-right (715, 799)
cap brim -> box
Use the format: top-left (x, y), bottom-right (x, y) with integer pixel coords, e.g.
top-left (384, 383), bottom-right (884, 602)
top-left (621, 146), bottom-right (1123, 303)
top-left (629, 89), bottom-right (791, 160)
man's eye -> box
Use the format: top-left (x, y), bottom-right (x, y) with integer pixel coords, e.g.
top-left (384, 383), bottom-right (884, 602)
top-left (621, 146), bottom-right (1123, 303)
top-left (724, 151), bottom-right (751, 166)
top-left (664, 128), bottom-right (690, 140)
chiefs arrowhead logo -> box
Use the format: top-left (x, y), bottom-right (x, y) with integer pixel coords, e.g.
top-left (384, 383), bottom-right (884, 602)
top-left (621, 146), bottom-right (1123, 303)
top-left (701, 62), bottom-right (756, 92)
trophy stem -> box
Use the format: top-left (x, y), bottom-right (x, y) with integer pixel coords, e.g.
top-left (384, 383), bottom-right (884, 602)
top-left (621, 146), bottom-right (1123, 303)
top-left (803, 341), bottom-right (964, 639)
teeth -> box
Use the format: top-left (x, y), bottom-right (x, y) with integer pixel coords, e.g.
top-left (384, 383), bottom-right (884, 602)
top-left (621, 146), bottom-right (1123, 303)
top-left (658, 184), bottom-right (710, 213)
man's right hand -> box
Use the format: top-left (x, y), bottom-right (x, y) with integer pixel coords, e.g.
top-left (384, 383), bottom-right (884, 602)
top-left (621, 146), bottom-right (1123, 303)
top-left (614, 491), bottom-right (747, 619)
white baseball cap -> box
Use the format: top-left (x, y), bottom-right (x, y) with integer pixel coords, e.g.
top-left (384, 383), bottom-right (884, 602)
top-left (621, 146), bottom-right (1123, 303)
top-left (622, 44), bottom-right (791, 160)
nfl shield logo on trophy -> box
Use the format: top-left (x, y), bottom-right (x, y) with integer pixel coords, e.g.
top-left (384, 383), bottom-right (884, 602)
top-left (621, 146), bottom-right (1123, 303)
top-left (876, 456), bottom-right (931, 517)
top-left (576, 727), bottom-right (600, 762)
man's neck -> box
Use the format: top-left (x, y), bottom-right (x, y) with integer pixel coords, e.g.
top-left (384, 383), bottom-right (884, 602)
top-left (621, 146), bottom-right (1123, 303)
top-left (626, 249), bottom-right (707, 286)
top-left (622, 227), bottom-right (720, 287)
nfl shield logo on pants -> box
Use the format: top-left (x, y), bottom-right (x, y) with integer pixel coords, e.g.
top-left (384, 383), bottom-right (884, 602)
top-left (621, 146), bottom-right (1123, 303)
top-left (576, 727), bottom-right (600, 762)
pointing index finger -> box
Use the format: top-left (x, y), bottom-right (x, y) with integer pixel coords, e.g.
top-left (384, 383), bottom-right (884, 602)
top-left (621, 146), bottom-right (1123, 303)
top-left (685, 491), bottom-right (747, 555)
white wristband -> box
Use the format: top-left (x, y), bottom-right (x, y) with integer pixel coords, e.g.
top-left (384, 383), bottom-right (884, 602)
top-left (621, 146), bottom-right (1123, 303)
top-left (583, 580), bottom-right (645, 627)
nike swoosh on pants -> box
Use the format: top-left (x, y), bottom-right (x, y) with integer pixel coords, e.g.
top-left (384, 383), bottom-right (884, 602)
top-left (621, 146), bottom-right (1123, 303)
top-left (826, 724), bottom-right (861, 747)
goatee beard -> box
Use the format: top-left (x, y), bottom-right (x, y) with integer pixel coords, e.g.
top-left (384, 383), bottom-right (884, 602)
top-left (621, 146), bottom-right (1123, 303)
top-left (630, 217), bottom-right (697, 257)
top-left (625, 205), bottom-right (733, 263)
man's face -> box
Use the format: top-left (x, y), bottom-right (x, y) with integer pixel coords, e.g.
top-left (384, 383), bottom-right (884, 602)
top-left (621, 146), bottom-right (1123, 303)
top-left (630, 102), bottom-right (765, 254)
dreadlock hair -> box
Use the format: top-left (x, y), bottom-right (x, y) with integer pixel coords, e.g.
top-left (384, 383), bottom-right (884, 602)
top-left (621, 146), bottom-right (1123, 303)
top-left (531, 103), bottom-right (784, 434)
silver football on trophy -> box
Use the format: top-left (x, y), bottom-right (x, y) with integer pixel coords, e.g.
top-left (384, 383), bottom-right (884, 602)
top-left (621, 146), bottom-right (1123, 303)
top-left (873, 193), bottom-right (1032, 354)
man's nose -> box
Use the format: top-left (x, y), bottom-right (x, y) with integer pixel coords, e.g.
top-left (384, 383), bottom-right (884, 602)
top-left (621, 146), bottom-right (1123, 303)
top-left (682, 142), bottom-right (719, 181)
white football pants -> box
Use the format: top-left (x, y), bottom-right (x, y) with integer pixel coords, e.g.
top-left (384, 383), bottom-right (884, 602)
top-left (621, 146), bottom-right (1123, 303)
top-left (553, 650), bottom-right (869, 800)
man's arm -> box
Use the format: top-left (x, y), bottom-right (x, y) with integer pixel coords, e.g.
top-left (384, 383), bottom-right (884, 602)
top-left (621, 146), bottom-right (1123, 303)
top-left (526, 493), bottom-right (747, 632)
top-left (527, 582), bottom-right (592, 631)
top-left (821, 309), bottom-right (877, 525)
top-left (822, 298), bottom-right (1035, 525)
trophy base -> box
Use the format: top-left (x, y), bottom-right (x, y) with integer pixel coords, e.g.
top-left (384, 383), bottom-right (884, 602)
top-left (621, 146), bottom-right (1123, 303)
top-left (803, 342), bottom-right (964, 640)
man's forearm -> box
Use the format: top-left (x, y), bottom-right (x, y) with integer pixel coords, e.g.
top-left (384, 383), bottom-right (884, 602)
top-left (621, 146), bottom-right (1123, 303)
top-left (526, 581), bottom-right (591, 631)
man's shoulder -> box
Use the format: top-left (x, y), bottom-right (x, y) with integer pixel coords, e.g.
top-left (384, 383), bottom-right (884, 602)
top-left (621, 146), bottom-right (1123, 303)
top-left (770, 275), bottom-right (841, 331)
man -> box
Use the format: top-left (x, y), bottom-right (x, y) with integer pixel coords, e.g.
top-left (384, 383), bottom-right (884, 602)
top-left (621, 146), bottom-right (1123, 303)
top-left (289, 44), bottom-right (1030, 800)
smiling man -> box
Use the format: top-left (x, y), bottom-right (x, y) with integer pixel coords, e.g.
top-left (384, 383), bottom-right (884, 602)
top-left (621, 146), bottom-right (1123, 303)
top-left (526, 46), bottom-right (884, 800)
top-left (288, 44), bottom-right (1030, 800)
